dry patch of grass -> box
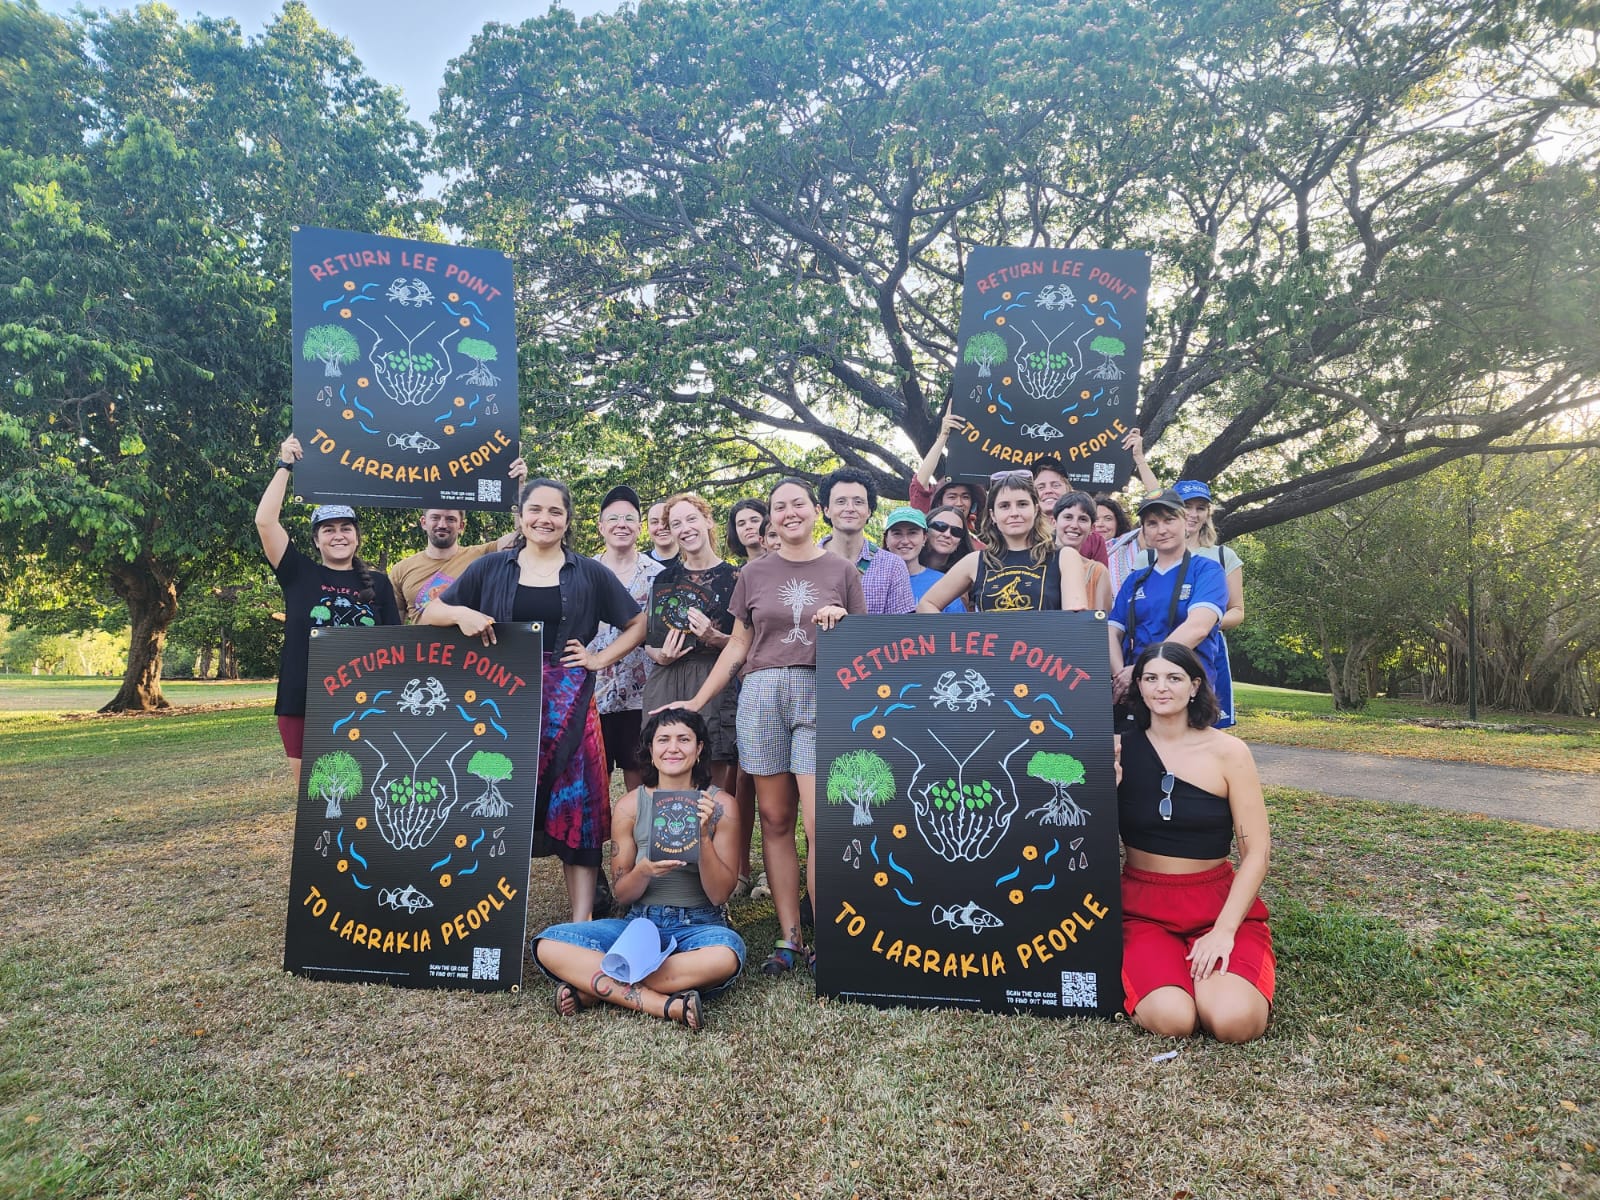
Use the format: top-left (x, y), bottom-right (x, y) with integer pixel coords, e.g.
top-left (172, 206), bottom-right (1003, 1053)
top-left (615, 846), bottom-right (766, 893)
top-left (2, 709), bottom-right (1597, 1198)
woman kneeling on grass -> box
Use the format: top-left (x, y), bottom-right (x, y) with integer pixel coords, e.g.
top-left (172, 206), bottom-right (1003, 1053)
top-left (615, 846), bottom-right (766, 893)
top-left (1116, 641), bottom-right (1274, 1044)
top-left (532, 709), bottom-right (745, 1031)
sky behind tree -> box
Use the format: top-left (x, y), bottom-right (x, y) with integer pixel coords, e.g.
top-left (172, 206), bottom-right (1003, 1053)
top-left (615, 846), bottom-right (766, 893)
top-left (41, 0), bottom-right (620, 125)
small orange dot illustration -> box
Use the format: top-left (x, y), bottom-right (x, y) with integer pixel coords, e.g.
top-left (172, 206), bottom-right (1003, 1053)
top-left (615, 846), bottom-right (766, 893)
top-left (1023, 845), bottom-right (1039, 861)
top-left (343, 281), bottom-right (355, 291)
top-left (448, 292), bottom-right (460, 302)
top-left (995, 317), bottom-right (1006, 326)
top-left (459, 316), bottom-right (471, 327)
top-left (892, 824), bottom-right (907, 839)
top-left (443, 425), bottom-right (455, 435)
top-left (454, 396), bottom-right (465, 407)
top-left (347, 727), bottom-right (360, 740)
top-left (871, 725), bottom-right (886, 739)
top-left (439, 874), bottom-right (452, 888)
top-left (455, 834), bottom-right (468, 849)
top-left (1014, 684), bottom-right (1029, 698)
top-left (341, 408), bottom-right (354, 420)
top-left (357, 377), bottom-right (370, 388)
top-left (1031, 721), bottom-right (1046, 734)
top-left (338, 307), bottom-right (351, 318)
top-left (464, 690), bottom-right (477, 703)
top-left (1009, 889), bottom-right (1025, 905)
top-left (1002, 376), bottom-right (1012, 386)
top-left (874, 872), bottom-right (888, 887)
top-left (337, 859), bottom-right (349, 873)
top-left (474, 722), bottom-right (487, 736)
top-left (877, 684), bottom-right (891, 698)
top-left (355, 691), bottom-right (367, 704)
top-left (355, 817), bottom-right (367, 830)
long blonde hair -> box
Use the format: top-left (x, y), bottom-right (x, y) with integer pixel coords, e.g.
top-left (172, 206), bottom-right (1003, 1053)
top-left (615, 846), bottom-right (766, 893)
top-left (980, 475), bottom-right (1054, 572)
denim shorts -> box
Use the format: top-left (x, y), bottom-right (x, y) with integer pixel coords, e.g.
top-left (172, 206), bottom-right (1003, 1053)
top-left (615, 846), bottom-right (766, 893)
top-left (533, 903), bottom-right (746, 998)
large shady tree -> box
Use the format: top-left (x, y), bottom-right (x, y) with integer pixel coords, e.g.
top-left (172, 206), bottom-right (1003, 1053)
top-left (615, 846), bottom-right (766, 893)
top-left (0, 1), bottom-right (427, 709)
top-left (435, 0), bottom-right (1600, 534)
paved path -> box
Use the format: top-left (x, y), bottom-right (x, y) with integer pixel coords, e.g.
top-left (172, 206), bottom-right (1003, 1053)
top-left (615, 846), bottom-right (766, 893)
top-left (1250, 744), bottom-right (1600, 834)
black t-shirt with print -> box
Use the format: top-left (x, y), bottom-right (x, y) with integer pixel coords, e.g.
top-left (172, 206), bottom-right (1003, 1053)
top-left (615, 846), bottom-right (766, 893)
top-left (646, 559), bottom-right (739, 656)
top-left (272, 545), bottom-right (402, 716)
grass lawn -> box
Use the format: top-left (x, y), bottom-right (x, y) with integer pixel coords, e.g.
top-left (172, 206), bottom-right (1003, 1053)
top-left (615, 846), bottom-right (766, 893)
top-left (0, 676), bottom-right (277, 713)
top-left (1234, 683), bottom-right (1600, 774)
top-left (1, 699), bottom-right (1596, 1198)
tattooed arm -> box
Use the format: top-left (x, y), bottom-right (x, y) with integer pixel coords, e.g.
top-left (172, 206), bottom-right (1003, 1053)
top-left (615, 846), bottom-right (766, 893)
top-left (696, 787), bottom-right (742, 906)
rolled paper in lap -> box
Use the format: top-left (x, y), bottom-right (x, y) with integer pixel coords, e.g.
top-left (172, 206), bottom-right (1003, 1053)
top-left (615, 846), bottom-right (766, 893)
top-left (601, 917), bottom-right (677, 983)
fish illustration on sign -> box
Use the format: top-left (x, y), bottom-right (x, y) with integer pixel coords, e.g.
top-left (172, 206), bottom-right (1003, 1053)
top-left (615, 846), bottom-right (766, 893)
top-left (388, 431), bottom-right (442, 454)
top-left (378, 884), bottom-right (435, 914)
top-left (1020, 421), bottom-right (1063, 440)
top-left (930, 900), bottom-right (1005, 934)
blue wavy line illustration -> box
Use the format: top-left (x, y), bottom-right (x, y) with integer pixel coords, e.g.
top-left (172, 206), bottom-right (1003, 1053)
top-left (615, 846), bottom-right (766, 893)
top-left (468, 395), bottom-right (481, 410)
top-left (321, 284), bottom-right (378, 311)
top-left (1030, 875), bottom-right (1058, 893)
top-left (371, 690), bottom-right (391, 702)
top-left (434, 410), bottom-right (453, 423)
top-left (358, 707), bottom-right (382, 720)
top-left (1060, 402), bottom-right (1079, 414)
top-left (869, 836), bottom-right (880, 864)
top-left (1043, 838), bottom-right (1061, 864)
top-left (457, 861), bottom-right (479, 877)
top-left (1084, 408), bottom-right (1100, 418)
top-left (470, 828), bottom-right (486, 851)
top-left (1084, 302), bottom-right (1122, 329)
top-left (429, 854), bottom-right (452, 871)
top-left (898, 683), bottom-right (921, 697)
top-left (1004, 700), bottom-right (1030, 720)
top-left (1092, 387), bottom-right (1106, 404)
top-left (989, 385), bottom-right (1013, 412)
top-left (1034, 693), bottom-right (1062, 713)
top-left (456, 704), bottom-right (473, 722)
top-left (488, 719), bottom-right (507, 738)
top-left (887, 852), bottom-right (914, 884)
top-left (850, 707), bottom-right (881, 731)
top-left (358, 422), bottom-right (380, 435)
top-left (348, 843), bottom-right (369, 869)
top-left (337, 827), bottom-right (345, 851)
top-left (994, 865), bottom-right (1021, 886)
top-left (1048, 716), bottom-right (1075, 738)
top-left (457, 417), bottom-right (477, 429)
top-left (999, 415), bottom-right (1015, 425)
top-left (477, 698), bottom-right (502, 717)
top-left (351, 395), bottom-right (375, 419)
top-left (883, 703), bottom-right (915, 715)
top-left (463, 300), bottom-right (485, 316)
top-left (894, 889), bottom-right (922, 907)
top-left (332, 711), bottom-right (356, 733)
top-left (982, 304), bottom-right (1004, 319)
top-left (351, 875), bottom-right (371, 889)
top-left (441, 301), bottom-right (462, 317)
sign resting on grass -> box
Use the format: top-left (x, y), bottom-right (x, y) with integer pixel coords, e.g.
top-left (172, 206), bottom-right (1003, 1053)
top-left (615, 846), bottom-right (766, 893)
top-left (285, 625), bottom-right (542, 990)
top-left (290, 225), bottom-right (518, 510)
top-left (946, 246), bottom-right (1151, 493)
top-left (814, 612), bottom-right (1122, 1017)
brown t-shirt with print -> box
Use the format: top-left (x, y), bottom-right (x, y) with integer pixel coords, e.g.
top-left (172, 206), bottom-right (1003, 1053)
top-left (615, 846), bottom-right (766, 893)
top-left (730, 550), bottom-right (866, 675)
top-left (390, 542), bottom-right (500, 623)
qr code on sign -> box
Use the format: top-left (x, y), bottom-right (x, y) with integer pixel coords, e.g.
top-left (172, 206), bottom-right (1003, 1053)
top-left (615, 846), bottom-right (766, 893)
top-left (471, 947), bottom-right (501, 981)
top-left (477, 477), bottom-right (503, 504)
top-left (1091, 461), bottom-right (1115, 485)
top-left (1060, 970), bottom-right (1097, 1008)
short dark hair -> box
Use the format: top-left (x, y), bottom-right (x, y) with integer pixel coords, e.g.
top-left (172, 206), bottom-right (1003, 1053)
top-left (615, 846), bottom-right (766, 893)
top-left (637, 708), bottom-right (713, 789)
top-left (1053, 490), bottom-right (1097, 520)
top-left (768, 476), bottom-right (819, 507)
top-left (1127, 641), bottom-right (1220, 729)
top-left (819, 467), bottom-right (878, 514)
top-left (1093, 493), bottom-right (1132, 537)
top-left (1032, 457), bottom-right (1069, 481)
top-left (726, 498), bottom-right (768, 560)
top-left (513, 478), bottom-right (574, 549)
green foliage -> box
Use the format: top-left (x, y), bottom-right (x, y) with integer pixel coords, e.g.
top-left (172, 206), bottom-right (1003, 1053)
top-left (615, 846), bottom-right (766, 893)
top-left (825, 748), bottom-right (894, 808)
top-left (927, 776), bottom-right (994, 812)
top-left (962, 332), bottom-right (1008, 368)
top-left (307, 750), bottom-right (361, 801)
top-left (383, 774), bottom-right (442, 807)
top-left (1089, 336), bottom-right (1125, 359)
top-left (466, 749), bottom-right (513, 782)
top-left (0, 2), bottom-right (428, 709)
top-left (457, 337), bottom-right (497, 364)
top-left (302, 324), bottom-right (360, 369)
top-left (1024, 751), bottom-right (1085, 789)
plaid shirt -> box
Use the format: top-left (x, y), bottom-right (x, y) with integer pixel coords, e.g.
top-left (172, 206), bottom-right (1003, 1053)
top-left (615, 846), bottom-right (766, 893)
top-left (822, 536), bottom-right (915, 615)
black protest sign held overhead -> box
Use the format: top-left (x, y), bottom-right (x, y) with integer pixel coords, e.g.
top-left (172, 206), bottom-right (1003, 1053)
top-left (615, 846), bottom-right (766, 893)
top-left (285, 625), bottom-right (542, 990)
top-left (815, 612), bottom-right (1122, 1017)
top-left (291, 226), bottom-right (518, 510)
top-left (946, 247), bottom-right (1151, 493)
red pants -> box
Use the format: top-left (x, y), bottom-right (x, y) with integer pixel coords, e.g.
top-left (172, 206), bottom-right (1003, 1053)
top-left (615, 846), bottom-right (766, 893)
top-left (1121, 861), bottom-right (1275, 1016)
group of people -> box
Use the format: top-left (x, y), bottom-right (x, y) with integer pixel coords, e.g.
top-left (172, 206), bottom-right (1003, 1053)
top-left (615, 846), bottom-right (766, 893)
top-left (257, 422), bottom-right (1272, 1042)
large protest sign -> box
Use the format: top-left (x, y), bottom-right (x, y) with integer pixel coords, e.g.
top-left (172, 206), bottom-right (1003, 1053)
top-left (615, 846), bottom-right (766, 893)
top-left (285, 625), bottom-right (542, 990)
top-left (946, 247), bottom-right (1151, 492)
top-left (815, 612), bottom-right (1122, 1016)
top-left (290, 226), bottom-right (518, 509)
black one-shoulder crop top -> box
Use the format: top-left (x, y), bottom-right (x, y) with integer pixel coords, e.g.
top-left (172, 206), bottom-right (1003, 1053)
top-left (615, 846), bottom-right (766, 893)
top-left (1117, 727), bottom-right (1233, 859)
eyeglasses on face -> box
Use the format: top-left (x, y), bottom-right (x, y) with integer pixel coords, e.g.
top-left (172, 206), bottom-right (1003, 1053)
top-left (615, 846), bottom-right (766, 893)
top-left (601, 513), bottom-right (640, 525)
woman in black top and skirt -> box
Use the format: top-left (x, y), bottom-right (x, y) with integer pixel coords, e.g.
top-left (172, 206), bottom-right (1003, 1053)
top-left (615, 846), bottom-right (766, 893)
top-left (422, 477), bottom-right (646, 920)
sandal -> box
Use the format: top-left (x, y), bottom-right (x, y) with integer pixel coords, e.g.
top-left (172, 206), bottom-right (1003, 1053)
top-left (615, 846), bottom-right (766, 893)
top-left (761, 938), bottom-right (805, 976)
top-left (666, 989), bottom-right (704, 1032)
top-left (749, 871), bottom-right (771, 901)
top-left (553, 981), bottom-right (594, 1018)
top-left (730, 873), bottom-right (752, 901)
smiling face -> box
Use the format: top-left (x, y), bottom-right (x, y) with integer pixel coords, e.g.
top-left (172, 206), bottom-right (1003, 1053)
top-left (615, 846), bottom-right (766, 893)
top-left (649, 720), bottom-right (703, 779)
top-left (1094, 503), bottom-right (1120, 539)
top-left (939, 485), bottom-right (974, 518)
top-left (315, 519), bottom-right (360, 568)
top-left (420, 509), bottom-right (465, 550)
top-left (668, 499), bottom-right (713, 557)
top-left (520, 486), bottom-right (570, 549)
top-left (768, 482), bottom-right (819, 546)
top-left (1033, 468), bottom-right (1068, 511)
top-left (1138, 651), bottom-right (1202, 716)
top-left (1054, 501), bottom-right (1093, 549)
top-left (1184, 497), bottom-right (1211, 538)
top-left (884, 521), bottom-right (926, 564)
top-left (598, 499), bottom-right (641, 552)
top-left (824, 480), bottom-right (871, 535)
top-left (647, 503), bottom-right (676, 554)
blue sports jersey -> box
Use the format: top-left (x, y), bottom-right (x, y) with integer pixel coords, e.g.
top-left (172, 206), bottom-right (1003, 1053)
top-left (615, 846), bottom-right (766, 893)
top-left (1109, 552), bottom-right (1234, 728)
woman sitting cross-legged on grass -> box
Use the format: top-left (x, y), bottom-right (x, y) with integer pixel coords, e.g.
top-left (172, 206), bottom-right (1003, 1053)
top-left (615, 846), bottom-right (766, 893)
top-left (1116, 641), bottom-right (1274, 1044)
top-left (531, 708), bottom-right (745, 1031)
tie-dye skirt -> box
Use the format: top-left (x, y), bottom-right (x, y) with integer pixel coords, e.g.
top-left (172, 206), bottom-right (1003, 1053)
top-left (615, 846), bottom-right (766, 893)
top-left (533, 657), bottom-right (610, 866)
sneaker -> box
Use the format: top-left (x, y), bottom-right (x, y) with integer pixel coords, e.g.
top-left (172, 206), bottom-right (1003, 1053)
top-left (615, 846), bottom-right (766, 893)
top-left (748, 871), bottom-right (771, 901)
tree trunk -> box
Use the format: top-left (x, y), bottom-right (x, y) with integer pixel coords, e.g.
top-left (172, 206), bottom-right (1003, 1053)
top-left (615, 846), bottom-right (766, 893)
top-left (102, 554), bottom-right (180, 712)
